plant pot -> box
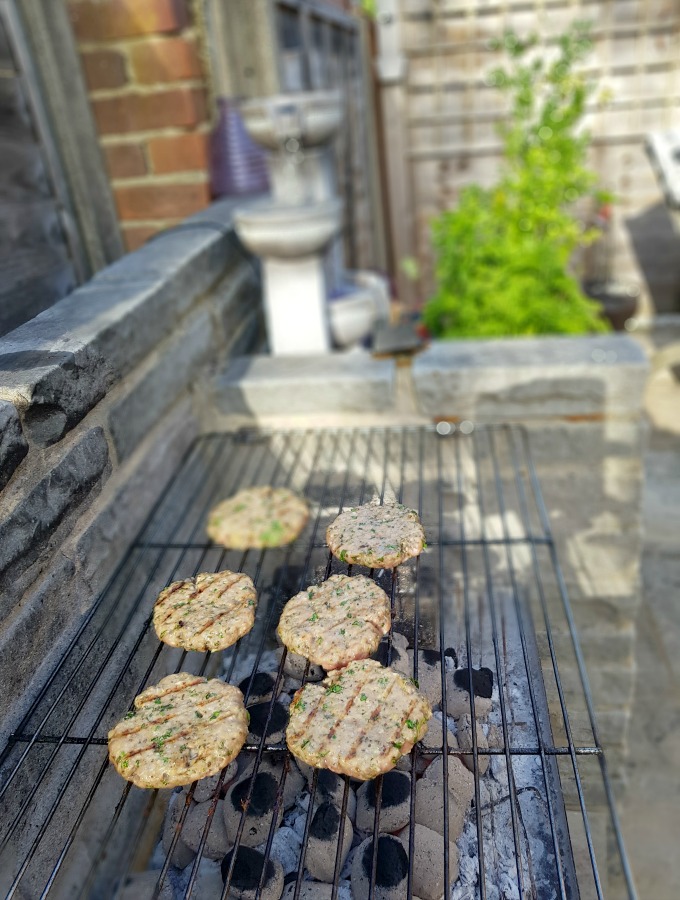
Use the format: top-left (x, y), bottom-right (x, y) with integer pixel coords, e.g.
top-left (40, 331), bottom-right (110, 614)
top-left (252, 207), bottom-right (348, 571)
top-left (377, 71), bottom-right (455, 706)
top-left (583, 280), bottom-right (640, 332)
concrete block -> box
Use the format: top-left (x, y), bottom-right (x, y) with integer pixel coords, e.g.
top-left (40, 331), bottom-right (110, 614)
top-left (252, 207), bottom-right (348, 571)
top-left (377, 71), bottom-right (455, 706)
top-left (522, 419), bottom-right (646, 466)
top-left (413, 335), bottom-right (649, 419)
top-left (214, 352), bottom-right (396, 418)
top-left (0, 427), bottom-right (110, 621)
top-left (108, 309), bottom-right (213, 462)
top-left (0, 400), bottom-right (28, 490)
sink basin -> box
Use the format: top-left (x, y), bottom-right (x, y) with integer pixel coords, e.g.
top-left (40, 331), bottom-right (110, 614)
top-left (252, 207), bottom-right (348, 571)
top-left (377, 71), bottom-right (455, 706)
top-left (240, 91), bottom-right (343, 150)
top-left (234, 198), bottom-right (342, 258)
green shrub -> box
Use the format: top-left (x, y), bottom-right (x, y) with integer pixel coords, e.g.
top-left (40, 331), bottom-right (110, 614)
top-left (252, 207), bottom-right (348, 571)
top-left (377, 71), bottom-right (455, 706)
top-left (422, 22), bottom-right (610, 338)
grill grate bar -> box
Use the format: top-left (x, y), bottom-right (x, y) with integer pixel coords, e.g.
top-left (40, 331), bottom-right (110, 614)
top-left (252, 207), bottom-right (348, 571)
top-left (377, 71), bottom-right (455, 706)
top-left (7, 734), bottom-right (604, 754)
top-left (454, 434), bottom-right (530, 897)
top-left (0, 425), bottom-right (637, 900)
top-left (516, 428), bottom-right (639, 900)
top-left (485, 427), bottom-right (570, 899)
top-left (33, 430), bottom-right (286, 900)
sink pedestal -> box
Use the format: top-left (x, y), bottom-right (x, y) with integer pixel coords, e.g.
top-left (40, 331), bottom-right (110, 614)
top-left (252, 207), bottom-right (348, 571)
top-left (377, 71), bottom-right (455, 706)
top-left (263, 257), bottom-right (331, 355)
top-left (234, 90), bottom-right (389, 355)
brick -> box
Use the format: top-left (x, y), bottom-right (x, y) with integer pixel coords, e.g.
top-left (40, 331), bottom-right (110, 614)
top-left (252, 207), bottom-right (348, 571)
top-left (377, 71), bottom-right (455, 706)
top-left (147, 132), bottom-right (209, 173)
top-left (79, 49), bottom-right (127, 90)
top-left (103, 142), bottom-right (147, 179)
top-left (129, 36), bottom-right (201, 84)
top-left (0, 427), bottom-right (110, 622)
top-left (68, 0), bottom-right (189, 42)
top-left (108, 308), bottom-right (213, 461)
top-left (92, 87), bottom-right (206, 134)
top-left (114, 180), bottom-right (209, 220)
top-left (121, 223), bottom-right (165, 251)
top-left (0, 401), bottom-right (28, 490)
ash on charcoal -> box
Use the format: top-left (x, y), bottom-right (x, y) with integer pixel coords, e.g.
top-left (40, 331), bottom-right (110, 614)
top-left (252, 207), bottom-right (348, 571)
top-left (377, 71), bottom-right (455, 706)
top-left (446, 667), bottom-right (493, 719)
top-left (193, 762), bottom-right (238, 802)
top-left (247, 700), bottom-right (289, 743)
top-left (263, 825), bottom-right (302, 875)
top-left (282, 883), bottom-right (335, 899)
top-left (455, 713), bottom-right (490, 775)
top-left (161, 787), bottom-right (195, 869)
top-left (224, 771), bottom-right (284, 847)
top-left (399, 823), bottom-right (460, 900)
top-left (239, 671), bottom-right (279, 704)
top-left (221, 846), bottom-right (284, 900)
top-left (371, 642), bottom-right (408, 670)
top-left (225, 648), bottom-right (280, 687)
top-left (356, 771), bottom-right (411, 833)
top-left (351, 834), bottom-right (409, 899)
top-left (279, 646), bottom-right (325, 682)
top-left (306, 802), bottom-right (353, 882)
top-left (416, 755), bottom-right (475, 842)
top-left (445, 647), bottom-right (458, 667)
top-left (454, 667), bottom-right (493, 699)
top-left (295, 763), bottom-right (357, 821)
top-left (182, 798), bottom-right (230, 859)
top-left (231, 772), bottom-right (279, 815)
top-left (116, 871), bottom-right (174, 900)
top-left (309, 801), bottom-right (340, 840)
top-left (392, 632), bottom-right (409, 652)
top-left (238, 750), bottom-right (306, 811)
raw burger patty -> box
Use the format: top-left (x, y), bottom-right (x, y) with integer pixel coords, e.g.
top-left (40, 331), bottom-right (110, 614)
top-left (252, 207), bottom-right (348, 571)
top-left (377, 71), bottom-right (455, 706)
top-left (286, 659), bottom-right (432, 780)
top-left (207, 486), bottom-right (308, 549)
top-left (277, 574), bottom-right (391, 670)
top-left (153, 570), bottom-right (257, 652)
top-left (108, 673), bottom-right (248, 789)
top-left (326, 501), bottom-right (425, 568)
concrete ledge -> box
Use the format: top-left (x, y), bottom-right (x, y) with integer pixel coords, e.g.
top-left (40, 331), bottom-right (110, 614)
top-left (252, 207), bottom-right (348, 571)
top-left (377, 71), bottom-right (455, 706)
top-left (214, 352), bottom-right (396, 418)
top-left (0, 199), bottom-right (250, 447)
top-left (413, 335), bottom-right (649, 419)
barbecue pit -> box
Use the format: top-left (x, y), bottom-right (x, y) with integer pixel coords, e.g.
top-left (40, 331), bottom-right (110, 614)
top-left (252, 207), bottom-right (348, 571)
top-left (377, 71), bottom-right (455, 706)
top-left (0, 424), bottom-right (636, 900)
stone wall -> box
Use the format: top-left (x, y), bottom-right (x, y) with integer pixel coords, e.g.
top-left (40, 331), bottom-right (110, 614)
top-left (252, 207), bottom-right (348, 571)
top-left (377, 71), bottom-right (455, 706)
top-left (0, 198), bottom-right (261, 746)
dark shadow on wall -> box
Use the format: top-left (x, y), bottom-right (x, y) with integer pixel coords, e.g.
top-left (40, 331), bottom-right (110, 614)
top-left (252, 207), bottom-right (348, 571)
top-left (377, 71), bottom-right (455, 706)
top-left (625, 202), bottom-right (680, 314)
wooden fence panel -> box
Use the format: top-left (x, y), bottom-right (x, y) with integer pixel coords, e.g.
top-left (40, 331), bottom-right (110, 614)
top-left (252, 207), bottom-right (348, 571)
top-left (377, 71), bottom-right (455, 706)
top-left (377, 0), bottom-right (680, 313)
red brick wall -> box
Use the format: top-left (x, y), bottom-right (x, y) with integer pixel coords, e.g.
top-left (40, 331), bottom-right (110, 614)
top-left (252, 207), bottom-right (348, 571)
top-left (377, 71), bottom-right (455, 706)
top-left (68, 0), bottom-right (212, 252)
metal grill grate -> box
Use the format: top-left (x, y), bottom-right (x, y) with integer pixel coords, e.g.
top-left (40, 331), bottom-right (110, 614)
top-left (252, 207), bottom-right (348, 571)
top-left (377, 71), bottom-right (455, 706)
top-left (0, 425), bottom-right (637, 900)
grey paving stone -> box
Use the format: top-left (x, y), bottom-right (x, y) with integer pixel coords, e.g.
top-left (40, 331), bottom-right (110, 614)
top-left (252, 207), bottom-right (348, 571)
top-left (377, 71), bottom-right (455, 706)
top-left (0, 400), bottom-right (28, 490)
top-left (108, 309), bottom-right (213, 462)
top-left (0, 426), bottom-right (110, 621)
top-left (214, 352), bottom-right (396, 417)
top-left (413, 335), bottom-right (649, 419)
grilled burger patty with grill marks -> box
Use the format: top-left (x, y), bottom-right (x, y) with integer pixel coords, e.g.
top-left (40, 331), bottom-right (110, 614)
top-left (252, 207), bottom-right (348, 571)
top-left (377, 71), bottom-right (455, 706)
top-left (207, 486), bottom-right (309, 550)
top-left (286, 659), bottom-right (432, 780)
top-left (326, 501), bottom-right (425, 569)
top-left (153, 570), bottom-right (257, 652)
top-left (108, 673), bottom-right (248, 789)
top-left (277, 574), bottom-right (391, 670)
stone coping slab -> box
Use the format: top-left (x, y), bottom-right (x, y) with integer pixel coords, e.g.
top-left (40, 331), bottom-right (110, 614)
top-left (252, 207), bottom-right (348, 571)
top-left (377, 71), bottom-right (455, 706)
top-left (214, 352), bottom-right (396, 417)
top-left (413, 334), bottom-right (649, 419)
top-left (0, 198), bottom-right (255, 447)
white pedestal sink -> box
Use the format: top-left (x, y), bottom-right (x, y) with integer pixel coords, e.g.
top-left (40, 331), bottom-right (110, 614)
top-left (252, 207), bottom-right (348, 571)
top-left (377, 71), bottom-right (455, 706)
top-left (240, 91), bottom-right (343, 150)
top-left (233, 198), bottom-right (342, 259)
top-left (234, 89), bottom-right (390, 355)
